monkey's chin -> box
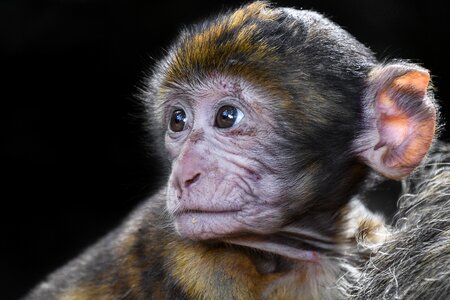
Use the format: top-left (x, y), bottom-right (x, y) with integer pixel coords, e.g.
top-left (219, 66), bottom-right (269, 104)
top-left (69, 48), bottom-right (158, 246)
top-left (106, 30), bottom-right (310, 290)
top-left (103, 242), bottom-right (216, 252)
top-left (175, 212), bottom-right (322, 262)
top-left (174, 210), bottom-right (243, 241)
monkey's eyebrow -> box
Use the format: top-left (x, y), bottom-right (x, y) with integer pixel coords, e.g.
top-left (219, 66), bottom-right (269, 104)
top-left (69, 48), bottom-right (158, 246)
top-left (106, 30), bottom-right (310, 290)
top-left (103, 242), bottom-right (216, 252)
top-left (210, 96), bottom-right (250, 111)
top-left (160, 98), bottom-right (191, 117)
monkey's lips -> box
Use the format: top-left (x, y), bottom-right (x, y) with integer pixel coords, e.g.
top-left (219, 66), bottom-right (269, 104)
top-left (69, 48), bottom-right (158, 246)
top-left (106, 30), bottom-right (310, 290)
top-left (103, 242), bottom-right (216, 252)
top-left (174, 209), bottom-right (243, 240)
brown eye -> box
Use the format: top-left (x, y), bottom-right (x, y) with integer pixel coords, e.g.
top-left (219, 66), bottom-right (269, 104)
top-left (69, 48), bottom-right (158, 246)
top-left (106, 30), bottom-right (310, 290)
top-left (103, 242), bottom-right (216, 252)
top-left (169, 109), bottom-right (187, 132)
top-left (215, 105), bottom-right (244, 128)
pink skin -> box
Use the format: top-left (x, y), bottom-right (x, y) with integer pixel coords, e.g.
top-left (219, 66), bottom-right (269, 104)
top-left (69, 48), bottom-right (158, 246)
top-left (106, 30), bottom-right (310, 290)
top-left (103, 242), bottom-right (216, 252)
top-left (164, 77), bottom-right (283, 239)
top-left (355, 66), bottom-right (435, 180)
top-left (162, 76), bottom-right (321, 262)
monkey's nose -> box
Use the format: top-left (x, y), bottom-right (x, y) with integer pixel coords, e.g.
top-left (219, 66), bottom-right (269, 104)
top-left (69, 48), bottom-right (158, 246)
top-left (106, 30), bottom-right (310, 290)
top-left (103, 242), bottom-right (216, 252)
top-left (184, 173), bottom-right (201, 188)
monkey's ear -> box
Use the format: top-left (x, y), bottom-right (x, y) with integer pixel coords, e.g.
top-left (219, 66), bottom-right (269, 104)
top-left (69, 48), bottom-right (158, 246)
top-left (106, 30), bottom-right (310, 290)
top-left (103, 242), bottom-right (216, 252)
top-left (356, 63), bottom-right (437, 180)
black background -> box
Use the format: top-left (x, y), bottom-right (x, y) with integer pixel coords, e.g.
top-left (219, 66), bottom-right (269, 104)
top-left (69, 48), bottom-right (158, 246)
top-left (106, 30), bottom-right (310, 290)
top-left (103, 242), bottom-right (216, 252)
top-left (2, 1), bottom-right (449, 298)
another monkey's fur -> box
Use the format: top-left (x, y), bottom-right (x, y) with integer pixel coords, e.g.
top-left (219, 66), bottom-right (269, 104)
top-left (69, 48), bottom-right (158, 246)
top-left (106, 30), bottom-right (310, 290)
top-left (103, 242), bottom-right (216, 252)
top-left (24, 2), bottom-right (448, 299)
top-left (352, 143), bottom-right (450, 299)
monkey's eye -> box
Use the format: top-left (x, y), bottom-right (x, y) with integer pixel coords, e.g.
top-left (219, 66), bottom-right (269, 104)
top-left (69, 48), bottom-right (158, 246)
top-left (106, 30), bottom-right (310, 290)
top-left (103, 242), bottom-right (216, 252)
top-left (169, 109), bottom-right (187, 132)
top-left (215, 106), bottom-right (244, 128)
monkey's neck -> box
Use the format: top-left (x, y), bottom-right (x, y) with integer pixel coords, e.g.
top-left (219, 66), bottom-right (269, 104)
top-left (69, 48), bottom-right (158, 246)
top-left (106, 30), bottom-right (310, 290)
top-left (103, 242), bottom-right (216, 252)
top-left (223, 200), bottom-right (374, 265)
top-left (224, 230), bottom-right (330, 263)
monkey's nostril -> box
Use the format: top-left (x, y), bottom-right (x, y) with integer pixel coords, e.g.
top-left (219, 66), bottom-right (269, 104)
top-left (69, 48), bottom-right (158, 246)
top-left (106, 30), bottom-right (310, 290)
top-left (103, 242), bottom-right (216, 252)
top-left (184, 173), bottom-right (201, 188)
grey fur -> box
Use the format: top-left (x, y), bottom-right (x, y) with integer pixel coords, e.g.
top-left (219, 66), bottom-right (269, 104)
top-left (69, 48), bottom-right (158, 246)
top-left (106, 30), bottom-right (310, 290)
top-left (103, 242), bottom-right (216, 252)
top-left (353, 142), bottom-right (450, 299)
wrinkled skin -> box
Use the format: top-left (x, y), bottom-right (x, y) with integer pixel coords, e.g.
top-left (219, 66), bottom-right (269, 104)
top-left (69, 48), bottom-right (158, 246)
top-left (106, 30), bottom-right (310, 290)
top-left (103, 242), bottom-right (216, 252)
top-left (165, 77), bottom-right (290, 240)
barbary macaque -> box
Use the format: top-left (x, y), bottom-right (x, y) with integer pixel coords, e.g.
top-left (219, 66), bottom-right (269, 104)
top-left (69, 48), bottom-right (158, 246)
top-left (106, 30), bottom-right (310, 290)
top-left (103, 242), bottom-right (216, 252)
top-left (25, 2), bottom-right (447, 299)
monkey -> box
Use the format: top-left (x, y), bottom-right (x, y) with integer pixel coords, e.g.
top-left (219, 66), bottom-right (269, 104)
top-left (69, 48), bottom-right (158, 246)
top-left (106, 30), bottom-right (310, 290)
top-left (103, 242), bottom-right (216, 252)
top-left (23, 1), bottom-right (444, 299)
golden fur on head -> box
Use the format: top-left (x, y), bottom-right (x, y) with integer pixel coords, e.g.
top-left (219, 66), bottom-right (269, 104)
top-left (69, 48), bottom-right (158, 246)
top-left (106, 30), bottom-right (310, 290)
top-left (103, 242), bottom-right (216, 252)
top-left (165, 2), bottom-right (278, 81)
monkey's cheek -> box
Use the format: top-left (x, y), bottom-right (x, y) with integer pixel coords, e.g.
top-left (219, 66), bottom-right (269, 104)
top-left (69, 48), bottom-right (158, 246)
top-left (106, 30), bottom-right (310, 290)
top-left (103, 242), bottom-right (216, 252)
top-left (174, 211), bottom-right (242, 241)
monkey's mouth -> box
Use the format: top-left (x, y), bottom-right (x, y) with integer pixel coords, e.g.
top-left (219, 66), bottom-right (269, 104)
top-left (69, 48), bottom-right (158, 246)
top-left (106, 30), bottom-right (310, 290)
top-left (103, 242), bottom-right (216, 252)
top-left (174, 209), bottom-right (243, 240)
top-left (174, 209), bottom-right (242, 223)
top-left (175, 209), bottom-right (241, 215)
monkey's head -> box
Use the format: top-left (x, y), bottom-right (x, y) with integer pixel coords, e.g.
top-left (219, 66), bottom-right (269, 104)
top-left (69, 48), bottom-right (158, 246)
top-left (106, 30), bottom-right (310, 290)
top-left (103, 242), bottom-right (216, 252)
top-left (144, 2), bottom-right (436, 258)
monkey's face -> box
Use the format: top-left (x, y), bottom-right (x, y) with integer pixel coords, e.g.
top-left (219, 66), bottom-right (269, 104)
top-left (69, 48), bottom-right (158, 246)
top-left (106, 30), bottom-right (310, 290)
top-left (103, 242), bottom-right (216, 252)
top-left (163, 76), bottom-right (295, 241)
top-left (148, 1), bottom-right (436, 261)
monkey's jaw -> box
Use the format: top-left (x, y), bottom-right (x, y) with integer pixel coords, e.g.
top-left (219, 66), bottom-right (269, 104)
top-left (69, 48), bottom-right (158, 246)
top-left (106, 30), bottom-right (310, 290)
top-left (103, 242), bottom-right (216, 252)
top-left (224, 235), bottom-right (321, 262)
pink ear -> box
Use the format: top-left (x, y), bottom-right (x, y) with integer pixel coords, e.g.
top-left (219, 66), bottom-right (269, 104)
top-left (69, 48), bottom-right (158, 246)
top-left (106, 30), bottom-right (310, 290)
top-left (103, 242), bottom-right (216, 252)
top-left (357, 64), bottom-right (436, 179)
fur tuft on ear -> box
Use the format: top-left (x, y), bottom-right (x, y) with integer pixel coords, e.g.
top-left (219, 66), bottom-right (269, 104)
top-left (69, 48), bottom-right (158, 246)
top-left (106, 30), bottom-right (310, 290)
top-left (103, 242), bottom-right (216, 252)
top-left (355, 62), bottom-right (437, 179)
